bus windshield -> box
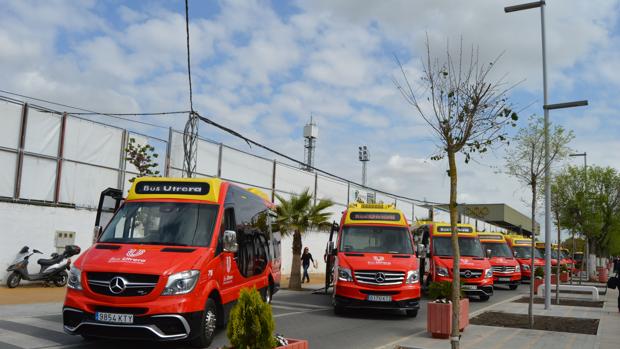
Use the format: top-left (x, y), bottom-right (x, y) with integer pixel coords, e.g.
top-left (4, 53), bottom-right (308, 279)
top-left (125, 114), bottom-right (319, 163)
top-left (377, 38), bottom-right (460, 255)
top-left (433, 236), bottom-right (485, 258)
top-left (512, 246), bottom-right (543, 259)
top-left (481, 242), bottom-right (513, 258)
top-left (99, 202), bottom-right (218, 247)
top-left (340, 226), bottom-right (413, 254)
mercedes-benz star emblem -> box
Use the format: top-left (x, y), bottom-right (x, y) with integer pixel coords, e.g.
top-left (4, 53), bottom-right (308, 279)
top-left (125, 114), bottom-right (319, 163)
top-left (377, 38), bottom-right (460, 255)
top-left (375, 272), bottom-right (386, 283)
top-left (109, 276), bottom-right (127, 294)
top-left (463, 270), bottom-right (472, 278)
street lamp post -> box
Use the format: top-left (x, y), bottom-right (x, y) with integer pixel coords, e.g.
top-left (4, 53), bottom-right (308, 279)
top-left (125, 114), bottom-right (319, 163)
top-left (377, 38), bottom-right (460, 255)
top-left (569, 152), bottom-right (587, 283)
top-left (358, 146), bottom-right (369, 187)
top-left (505, 1), bottom-right (589, 310)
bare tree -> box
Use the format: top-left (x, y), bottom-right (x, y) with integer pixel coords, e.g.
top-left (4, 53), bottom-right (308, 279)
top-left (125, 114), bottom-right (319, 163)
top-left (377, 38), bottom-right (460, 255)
top-left (395, 39), bottom-right (517, 349)
top-left (504, 115), bottom-right (573, 327)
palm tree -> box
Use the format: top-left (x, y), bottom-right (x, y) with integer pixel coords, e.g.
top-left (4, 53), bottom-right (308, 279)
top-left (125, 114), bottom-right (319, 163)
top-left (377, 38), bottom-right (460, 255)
top-left (275, 188), bottom-right (333, 290)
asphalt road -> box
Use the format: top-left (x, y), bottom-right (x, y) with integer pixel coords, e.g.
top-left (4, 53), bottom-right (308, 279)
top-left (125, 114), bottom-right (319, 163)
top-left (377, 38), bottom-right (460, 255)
top-left (0, 285), bottom-right (529, 349)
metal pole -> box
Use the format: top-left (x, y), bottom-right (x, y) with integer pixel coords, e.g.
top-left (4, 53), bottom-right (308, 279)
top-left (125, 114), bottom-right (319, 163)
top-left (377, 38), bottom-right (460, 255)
top-left (556, 225), bottom-right (561, 304)
top-left (541, 2), bottom-right (552, 310)
top-left (584, 154), bottom-right (589, 281)
top-left (362, 161), bottom-right (367, 187)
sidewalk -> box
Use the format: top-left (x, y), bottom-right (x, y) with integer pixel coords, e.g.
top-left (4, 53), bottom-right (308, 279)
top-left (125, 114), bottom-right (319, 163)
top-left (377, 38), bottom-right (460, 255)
top-left (393, 285), bottom-right (618, 349)
top-left (0, 285), bottom-right (67, 305)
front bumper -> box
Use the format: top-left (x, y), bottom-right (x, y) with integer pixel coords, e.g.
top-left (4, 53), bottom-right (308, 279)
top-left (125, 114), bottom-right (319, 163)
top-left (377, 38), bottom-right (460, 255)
top-left (63, 307), bottom-right (201, 341)
top-left (334, 281), bottom-right (421, 310)
top-left (493, 273), bottom-right (521, 286)
top-left (462, 284), bottom-right (494, 296)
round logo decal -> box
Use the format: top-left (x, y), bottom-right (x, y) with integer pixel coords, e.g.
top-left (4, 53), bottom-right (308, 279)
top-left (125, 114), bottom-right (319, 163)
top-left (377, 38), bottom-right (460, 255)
top-left (126, 249), bottom-right (146, 257)
top-left (375, 272), bottom-right (386, 283)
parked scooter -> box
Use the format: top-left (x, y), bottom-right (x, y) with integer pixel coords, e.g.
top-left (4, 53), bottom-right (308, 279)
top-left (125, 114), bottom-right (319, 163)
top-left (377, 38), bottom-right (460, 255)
top-left (6, 245), bottom-right (81, 288)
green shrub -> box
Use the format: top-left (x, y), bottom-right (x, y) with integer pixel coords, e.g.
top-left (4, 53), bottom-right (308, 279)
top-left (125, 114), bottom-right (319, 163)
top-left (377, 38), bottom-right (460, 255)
top-left (428, 281), bottom-right (464, 301)
top-left (534, 267), bottom-right (544, 278)
top-left (226, 287), bottom-right (276, 349)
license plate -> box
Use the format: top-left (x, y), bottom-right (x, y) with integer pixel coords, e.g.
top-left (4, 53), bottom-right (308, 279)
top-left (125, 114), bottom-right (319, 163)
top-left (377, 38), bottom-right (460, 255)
top-left (462, 284), bottom-right (477, 290)
top-left (367, 295), bottom-right (392, 302)
top-left (499, 277), bottom-right (511, 282)
top-left (95, 312), bottom-right (134, 324)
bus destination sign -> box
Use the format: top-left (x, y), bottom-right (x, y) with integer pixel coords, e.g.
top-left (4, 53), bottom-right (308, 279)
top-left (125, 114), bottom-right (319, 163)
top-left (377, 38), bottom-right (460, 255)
top-left (135, 181), bottom-right (210, 195)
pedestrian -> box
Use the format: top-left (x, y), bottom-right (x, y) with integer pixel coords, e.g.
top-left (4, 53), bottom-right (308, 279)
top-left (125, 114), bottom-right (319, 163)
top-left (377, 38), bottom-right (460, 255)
top-left (614, 257), bottom-right (620, 312)
top-left (301, 247), bottom-right (314, 284)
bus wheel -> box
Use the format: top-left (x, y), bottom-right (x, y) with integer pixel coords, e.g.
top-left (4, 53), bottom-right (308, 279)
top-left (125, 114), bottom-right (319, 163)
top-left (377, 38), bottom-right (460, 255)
top-left (509, 284), bottom-right (518, 290)
top-left (479, 294), bottom-right (490, 301)
top-left (405, 309), bottom-right (418, 318)
top-left (190, 298), bottom-right (218, 348)
top-left (265, 281), bottom-right (273, 304)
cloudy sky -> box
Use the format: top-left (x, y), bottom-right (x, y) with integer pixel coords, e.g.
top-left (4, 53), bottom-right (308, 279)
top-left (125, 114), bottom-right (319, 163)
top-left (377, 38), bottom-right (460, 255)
top-left (2, 0), bottom-right (619, 234)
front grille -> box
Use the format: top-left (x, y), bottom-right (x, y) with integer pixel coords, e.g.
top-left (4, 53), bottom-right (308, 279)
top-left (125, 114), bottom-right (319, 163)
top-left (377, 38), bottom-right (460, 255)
top-left (492, 266), bottom-right (516, 273)
top-left (359, 290), bottom-right (400, 295)
top-left (459, 269), bottom-right (483, 279)
top-left (354, 270), bottom-right (405, 286)
top-left (87, 272), bottom-right (159, 297)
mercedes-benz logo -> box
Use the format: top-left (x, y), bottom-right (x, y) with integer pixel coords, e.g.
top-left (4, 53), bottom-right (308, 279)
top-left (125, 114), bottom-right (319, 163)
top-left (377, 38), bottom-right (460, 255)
top-left (109, 276), bottom-right (127, 294)
top-left (463, 270), bottom-right (472, 278)
top-left (375, 272), bottom-right (386, 283)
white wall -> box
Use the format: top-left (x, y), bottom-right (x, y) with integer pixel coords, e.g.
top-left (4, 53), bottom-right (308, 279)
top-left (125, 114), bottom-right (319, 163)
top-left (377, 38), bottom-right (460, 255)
top-left (280, 230), bottom-right (330, 279)
top-left (0, 202), bottom-right (96, 282)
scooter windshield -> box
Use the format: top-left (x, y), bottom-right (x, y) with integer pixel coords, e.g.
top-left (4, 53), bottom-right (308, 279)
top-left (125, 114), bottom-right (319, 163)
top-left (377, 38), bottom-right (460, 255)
top-left (99, 202), bottom-right (218, 247)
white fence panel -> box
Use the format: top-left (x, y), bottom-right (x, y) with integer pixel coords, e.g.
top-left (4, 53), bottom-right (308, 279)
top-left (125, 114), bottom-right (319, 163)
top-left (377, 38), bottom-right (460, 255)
top-left (60, 162), bottom-right (118, 207)
top-left (0, 102), bottom-right (22, 149)
top-left (316, 175), bottom-right (348, 205)
top-left (396, 200), bottom-right (414, 221)
top-left (196, 140), bottom-right (219, 177)
top-left (64, 117), bottom-right (122, 168)
top-left (221, 147), bottom-right (272, 188)
top-left (20, 155), bottom-right (56, 201)
top-left (24, 110), bottom-right (60, 156)
top-left (169, 131), bottom-right (185, 172)
top-left (275, 164), bottom-right (315, 195)
top-left (0, 151), bottom-right (16, 196)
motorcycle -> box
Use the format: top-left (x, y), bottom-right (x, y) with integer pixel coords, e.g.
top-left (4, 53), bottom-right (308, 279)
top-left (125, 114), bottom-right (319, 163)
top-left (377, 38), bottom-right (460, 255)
top-left (6, 245), bottom-right (81, 288)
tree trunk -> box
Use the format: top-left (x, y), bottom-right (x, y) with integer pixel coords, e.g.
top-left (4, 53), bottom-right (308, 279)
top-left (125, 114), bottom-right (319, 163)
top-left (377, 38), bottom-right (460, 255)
top-left (529, 182), bottom-right (536, 329)
top-left (289, 230), bottom-right (303, 290)
top-left (448, 150), bottom-right (460, 349)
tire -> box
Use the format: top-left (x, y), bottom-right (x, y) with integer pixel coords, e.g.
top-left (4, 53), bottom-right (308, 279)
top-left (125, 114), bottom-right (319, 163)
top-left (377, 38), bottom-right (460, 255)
top-left (479, 294), bottom-right (490, 301)
top-left (265, 281), bottom-right (273, 304)
top-left (54, 271), bottom-right (68, 287)
top-left (405, 309), bottom-right (418, 318)
top-left (190, 298), bottom-right (218, 348)
top-left (509, 284), bottom-right (518, 290)
top-left (6, 272), bottom-right (21, 288)
top-left (334, 305), bottom-right (345, 316)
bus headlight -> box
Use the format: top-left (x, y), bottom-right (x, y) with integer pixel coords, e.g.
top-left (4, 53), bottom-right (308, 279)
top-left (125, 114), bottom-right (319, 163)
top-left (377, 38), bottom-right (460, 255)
top-left (338, 267), bottom-right (353, 282)
top-left (67, 266), bottom-right (82, 290)
top-left (162, 270), bottom-right (200, 295)
top-left (522, 264), bottom-right (530, 271)
top-left (515, 264), bottom-right (521, 273)
top-left (485, 269), bottom-right (493, 278)
top-left (406, 270), bottom-right (419, 284)
top-left (436, 266), bottom-right (449, 277)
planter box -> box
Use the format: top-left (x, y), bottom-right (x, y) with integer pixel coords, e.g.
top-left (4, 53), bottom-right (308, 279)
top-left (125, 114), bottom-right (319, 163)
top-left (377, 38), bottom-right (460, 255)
top-left (534, 278), bottom-right (544, 293)
top-left (560, 272), bottom-right (570, 283)
top-left (427, 298), bottom-right (469, 339)
top-left (277, 338), bottom-right (308, 349)
top-left (551, 274), bottom-right (557, 285)
top-left (598, 268), bottom-right (608, 283)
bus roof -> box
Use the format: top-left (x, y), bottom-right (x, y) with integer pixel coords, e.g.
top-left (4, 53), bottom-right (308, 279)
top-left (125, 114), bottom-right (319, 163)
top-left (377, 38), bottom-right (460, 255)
top-left (504, 234), bottom-right (532, 246)
top-left (127, 177), bottom-right (223, 203)
top-left (478, 232), bottom-right (507, 242)
top-left (343, 203), bottom-right (408, 226)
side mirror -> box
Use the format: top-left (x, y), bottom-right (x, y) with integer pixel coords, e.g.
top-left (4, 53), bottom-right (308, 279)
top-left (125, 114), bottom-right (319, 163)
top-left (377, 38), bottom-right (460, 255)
top-left (93, 226), bottom-right (103, 242)
top-left (326, 241), bottom-right (334, 255)
top-left (19, 246), bottom-right (29, 254)
top-left (223, 230), bottom-right (238, 253)
top-left (417, 244), bottom-right (427, 258)
top-left (486, 249), bottom-right (493, 258)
